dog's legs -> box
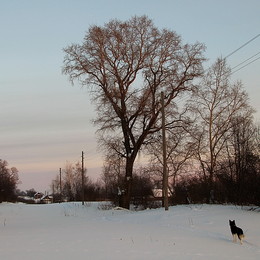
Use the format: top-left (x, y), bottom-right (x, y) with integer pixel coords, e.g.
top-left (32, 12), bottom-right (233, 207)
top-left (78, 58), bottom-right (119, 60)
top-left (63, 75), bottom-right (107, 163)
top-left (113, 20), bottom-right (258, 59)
top-left (232, 234), bottom-right (237, 243)
top-left (239, 235), bottom-right (244, 245)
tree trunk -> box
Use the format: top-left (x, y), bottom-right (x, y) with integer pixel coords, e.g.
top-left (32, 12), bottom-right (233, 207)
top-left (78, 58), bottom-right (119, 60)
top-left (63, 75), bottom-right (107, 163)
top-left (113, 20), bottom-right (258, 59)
top-left (121, 157), bottom-right (134, 209)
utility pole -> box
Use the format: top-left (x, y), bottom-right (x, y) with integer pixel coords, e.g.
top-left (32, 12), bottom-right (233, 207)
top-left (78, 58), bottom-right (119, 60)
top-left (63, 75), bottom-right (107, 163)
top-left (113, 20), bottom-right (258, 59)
top-left (59, 168), bottom-right (62, 203)
top-left (161, 91), bottom-right (169, 211)
top-left (81, 151), bottom-right (85, 205)
top-left (52, 183), bottom-right (54, 203)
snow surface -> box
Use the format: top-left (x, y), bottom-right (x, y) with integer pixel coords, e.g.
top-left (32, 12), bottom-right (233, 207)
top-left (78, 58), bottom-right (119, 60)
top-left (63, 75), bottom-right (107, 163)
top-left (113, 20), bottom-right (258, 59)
top-left (0, 202), bottom-right (259, 260)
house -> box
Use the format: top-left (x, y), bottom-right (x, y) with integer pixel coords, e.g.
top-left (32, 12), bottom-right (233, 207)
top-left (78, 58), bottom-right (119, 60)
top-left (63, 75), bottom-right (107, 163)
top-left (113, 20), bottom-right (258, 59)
top-left (34, 192), bottom-right (44, 200)
top-left (34, 192), bottom-right (53, 204)
top-left (40, 195), bottom-right (53, 204)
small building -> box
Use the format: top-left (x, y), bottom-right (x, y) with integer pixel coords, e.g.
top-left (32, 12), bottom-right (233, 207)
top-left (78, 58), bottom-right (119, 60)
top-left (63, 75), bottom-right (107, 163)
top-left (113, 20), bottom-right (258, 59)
top-left (34, 192), bottom-right (44, 200)
top-left (40, 195), bottom-right (53, 204)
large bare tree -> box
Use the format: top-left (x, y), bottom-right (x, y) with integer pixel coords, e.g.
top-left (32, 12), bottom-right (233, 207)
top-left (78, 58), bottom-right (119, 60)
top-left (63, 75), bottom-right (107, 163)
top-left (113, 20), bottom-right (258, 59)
top-left (63, 16), bottom-right (205, 208)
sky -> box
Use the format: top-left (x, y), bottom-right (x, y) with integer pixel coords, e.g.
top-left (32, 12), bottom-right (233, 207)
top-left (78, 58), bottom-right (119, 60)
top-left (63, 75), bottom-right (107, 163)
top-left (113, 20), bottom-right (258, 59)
top-left (1, 0), bottom-right (260, 193)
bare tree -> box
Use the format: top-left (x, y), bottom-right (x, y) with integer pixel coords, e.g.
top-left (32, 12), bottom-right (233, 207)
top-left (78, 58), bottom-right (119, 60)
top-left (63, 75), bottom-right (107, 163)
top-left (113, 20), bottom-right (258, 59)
top-left (51, 175), bottom-right (61, 202)
top-left (221, 116), bottom-right (259, 203)
top-left (101, 147), bottom-right (125, 201)
top-left (187, 58), bottom-right (254, 201)
top-left (61, 161), bottom-right (82, 201)
top-left (63, 16), bottom-right (205, 208)
top-left (146, 125), bottom-right (195, 197)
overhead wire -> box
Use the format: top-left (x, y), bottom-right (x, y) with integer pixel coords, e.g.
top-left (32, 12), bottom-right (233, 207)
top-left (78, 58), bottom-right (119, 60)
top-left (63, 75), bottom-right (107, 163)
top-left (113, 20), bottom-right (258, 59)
top-left (225, 33), bottom-right (260, 74)
top-left (231, 51), bottom-right (260, 71)
top-left (175, 33), bottom-right (260, 104)
top-left (231, 55), bottom-right (260, 75)
top-left (224, 34), bottom-right (260, 59)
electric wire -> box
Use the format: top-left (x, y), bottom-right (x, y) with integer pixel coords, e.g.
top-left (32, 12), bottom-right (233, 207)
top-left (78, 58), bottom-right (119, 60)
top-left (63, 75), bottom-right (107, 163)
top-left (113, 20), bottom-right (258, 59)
top-left (231, 56), bottom-right (260, 75)
top-left (175, 35), bottom-right (260, 104)
top-left (224, 33), bottom-right (260, 59)
top-left (231, 51), bottom-right (260, 71)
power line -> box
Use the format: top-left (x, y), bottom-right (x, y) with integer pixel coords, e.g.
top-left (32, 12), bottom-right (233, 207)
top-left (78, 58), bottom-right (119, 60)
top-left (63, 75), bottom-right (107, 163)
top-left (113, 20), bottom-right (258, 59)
top-left (231, 51), bottom-right (260, 71)
top-left (175, 46), bottom-right (260, 104)
top-left (231, 56), bottom-right (260, 75)
top-left (224, 33), bottom-right (260, 59)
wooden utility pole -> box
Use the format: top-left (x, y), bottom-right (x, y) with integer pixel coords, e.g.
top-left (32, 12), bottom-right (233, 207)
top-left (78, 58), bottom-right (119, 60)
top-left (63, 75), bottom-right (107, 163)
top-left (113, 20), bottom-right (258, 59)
top-left (81, 151), bottom-right (85, 205)
top-left (59, 168), bottom-right (62, 203)
top-left (52, 183), bottom-right (54, 203)
top-left (161, 92), bottom-right (169, 211)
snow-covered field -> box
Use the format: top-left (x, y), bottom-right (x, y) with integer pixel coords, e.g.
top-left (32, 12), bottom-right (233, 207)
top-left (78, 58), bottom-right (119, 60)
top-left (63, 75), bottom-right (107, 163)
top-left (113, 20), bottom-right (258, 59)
top-left (0, 202), bottom-right (259, 260)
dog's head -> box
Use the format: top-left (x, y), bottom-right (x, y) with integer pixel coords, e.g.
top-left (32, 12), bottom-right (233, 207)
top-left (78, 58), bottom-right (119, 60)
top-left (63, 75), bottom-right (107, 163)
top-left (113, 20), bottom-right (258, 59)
top-left (229, 220), bottom-right (236, 227)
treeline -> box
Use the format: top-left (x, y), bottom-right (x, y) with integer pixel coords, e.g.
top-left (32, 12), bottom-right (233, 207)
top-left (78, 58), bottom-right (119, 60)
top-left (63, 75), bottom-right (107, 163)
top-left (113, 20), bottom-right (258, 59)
top-left (51, 132), bottom-right (260, 207)
top-left (0, 159), bottom-right (19, 202)
top-left (51, 162), bottom-right (155, 208)
top-left (174, 150), bottom-right (260, 205)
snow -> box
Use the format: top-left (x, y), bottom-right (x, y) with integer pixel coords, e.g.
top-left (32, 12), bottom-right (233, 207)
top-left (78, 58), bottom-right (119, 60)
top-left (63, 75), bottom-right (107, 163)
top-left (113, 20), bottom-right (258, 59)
top-left (0, 202), bottom-right (259, 260)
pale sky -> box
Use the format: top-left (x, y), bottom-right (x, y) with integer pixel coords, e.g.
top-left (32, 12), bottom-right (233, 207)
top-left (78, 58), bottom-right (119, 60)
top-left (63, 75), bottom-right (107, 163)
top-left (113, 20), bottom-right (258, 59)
top-left (1, 0), bottom-right (259, 192)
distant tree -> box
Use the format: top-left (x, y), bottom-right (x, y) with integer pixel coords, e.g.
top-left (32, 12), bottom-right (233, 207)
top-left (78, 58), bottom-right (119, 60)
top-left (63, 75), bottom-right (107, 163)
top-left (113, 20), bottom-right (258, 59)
top-left (63, 15), bottom-right (205, 209)
top-left (83, 178), bottom-right (104, 201)
top-left (26, 188), bottom-right (37, 197)
top-left (16, 189), bottom-right (26, 196)
top-left (146, 122), bottom-right (196, 198)
top-left (101, 150), bottom-right (125, 201)
top-left (62, 161), bottom-right (83, 201)
top-left (217, 118), bottom-right (260, 204)
top-left (187, 58), bottom-right (254, 202)
top-left (51, 175), bottom-right (61, 201)
top-left (0, 159), bottom-right (19, 202)
top-left (51, 161), bottom-right (94, 202)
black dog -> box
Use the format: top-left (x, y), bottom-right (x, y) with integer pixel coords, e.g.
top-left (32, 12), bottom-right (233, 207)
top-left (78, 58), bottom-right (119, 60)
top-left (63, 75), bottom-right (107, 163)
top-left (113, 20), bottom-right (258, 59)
top-left (229, 220), bottom-right (244, 244)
